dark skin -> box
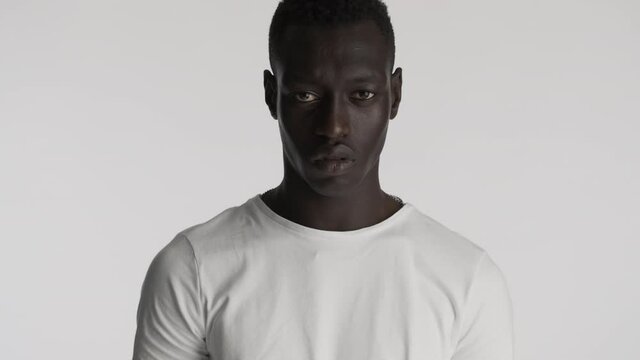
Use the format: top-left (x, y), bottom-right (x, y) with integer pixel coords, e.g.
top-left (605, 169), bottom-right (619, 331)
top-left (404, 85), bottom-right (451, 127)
top-left (261, 19), bottom-right (403, 232)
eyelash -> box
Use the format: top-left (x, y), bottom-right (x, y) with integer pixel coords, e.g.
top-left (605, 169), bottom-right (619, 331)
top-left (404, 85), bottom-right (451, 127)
top-left (294, 92), bottom-right (318, 102)
top-left (354, 90), bottom-right (375, 100)
top-left (293, 91), bottom-right (375, 102)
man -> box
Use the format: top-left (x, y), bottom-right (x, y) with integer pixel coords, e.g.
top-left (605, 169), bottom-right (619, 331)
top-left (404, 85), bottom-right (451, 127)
top-left (132, 0), bottom-right (515, 359)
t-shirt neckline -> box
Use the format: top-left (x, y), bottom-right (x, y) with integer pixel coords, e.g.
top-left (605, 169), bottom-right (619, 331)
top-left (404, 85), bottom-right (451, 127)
top-left (250, 193), bottom-right (414, 242)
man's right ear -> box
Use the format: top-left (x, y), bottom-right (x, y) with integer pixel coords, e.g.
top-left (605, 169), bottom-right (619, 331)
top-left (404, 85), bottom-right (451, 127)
top-left (263, 70), bottom-right (277, 120)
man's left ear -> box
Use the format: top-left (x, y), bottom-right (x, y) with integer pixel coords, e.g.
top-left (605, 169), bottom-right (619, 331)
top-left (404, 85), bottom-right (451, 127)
top-left (390, 67), bottom-right (402, 119)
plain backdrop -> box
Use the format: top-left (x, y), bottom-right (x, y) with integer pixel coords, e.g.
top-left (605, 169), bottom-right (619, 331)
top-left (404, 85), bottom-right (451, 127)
top-left (1, 0), bottom-right (638, 359)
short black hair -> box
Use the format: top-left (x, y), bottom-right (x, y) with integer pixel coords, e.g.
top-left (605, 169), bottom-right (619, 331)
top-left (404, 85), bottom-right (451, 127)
top-left (268, 0), bottom-right (396, 73)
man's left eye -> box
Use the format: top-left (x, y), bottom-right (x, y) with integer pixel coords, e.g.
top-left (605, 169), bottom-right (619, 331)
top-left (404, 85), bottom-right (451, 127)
top-left (353, 90), bottom-right (375, 100)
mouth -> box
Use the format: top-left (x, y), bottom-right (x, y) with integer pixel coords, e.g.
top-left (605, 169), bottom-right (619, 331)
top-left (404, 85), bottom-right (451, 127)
top-left (318, 157), bottom-right (351, 161)
top-left (311, 158), bottom-right (356, 174)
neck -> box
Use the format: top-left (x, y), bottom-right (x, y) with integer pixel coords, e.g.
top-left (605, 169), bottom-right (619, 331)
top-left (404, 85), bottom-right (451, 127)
top-left (261, 158), bottom-right (403, 232)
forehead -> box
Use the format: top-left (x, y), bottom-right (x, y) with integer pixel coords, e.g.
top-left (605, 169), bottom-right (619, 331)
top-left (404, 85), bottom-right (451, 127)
top-left (274, 20), bottom-right (392, 82)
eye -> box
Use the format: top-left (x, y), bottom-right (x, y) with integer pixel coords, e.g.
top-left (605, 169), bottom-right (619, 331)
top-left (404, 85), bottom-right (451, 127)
top-left (294, 92), bottom-right (319, 102)
top-left (353, 90), bottom-right (375, 100)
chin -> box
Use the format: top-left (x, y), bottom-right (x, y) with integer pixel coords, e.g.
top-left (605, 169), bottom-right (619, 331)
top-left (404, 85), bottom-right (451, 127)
top-left (303, 169), bottom-right (362, 197)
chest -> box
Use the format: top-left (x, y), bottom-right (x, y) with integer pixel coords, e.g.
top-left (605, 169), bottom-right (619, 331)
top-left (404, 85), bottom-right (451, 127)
top-left (203, 245), bottom-right (457, 360)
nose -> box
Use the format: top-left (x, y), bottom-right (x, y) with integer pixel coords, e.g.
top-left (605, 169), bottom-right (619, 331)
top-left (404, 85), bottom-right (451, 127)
top-left (314, 94), bottom-right (351, 139)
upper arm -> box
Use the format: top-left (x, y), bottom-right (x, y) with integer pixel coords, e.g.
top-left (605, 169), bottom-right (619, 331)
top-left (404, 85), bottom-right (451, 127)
top-left (132, 233), bottom-right (209, 360)
top-left (451, 252), bottom-right (515, 360)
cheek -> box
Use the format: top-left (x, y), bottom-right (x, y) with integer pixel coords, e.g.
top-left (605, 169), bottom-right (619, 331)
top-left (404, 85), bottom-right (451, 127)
top-left (277, 115), bottom-right (312, 168)
top-left (350, 108), bottom-right (390, 161)
top-left (349, 99), bottom-right (391, 134)
top-left (278, 118), bottom-right (299, 150)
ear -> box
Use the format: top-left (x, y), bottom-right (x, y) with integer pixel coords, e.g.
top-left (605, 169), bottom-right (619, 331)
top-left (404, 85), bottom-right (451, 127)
top-left (263, 69), bottom-right (278, 120)
top-left (390, 67), bottom-right (402, 119)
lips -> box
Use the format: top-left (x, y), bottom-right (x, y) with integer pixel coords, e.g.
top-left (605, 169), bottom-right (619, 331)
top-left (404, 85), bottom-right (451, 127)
top-left (310, 144), bottom-right (355, 162)
top-left (311, 158), bottom-right (356, 174)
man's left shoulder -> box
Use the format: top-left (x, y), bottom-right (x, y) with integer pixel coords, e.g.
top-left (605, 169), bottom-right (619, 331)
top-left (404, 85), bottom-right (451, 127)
top-left (402, 208), bottom-right (489, 275)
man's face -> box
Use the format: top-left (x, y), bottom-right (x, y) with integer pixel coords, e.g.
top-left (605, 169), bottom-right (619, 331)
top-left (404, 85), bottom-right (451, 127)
top-left (264, 19), bottom-right (402, 197)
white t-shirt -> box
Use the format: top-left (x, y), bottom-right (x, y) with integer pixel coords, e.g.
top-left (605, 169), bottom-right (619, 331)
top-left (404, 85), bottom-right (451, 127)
top-left (133, 194), bottom-right (514, 360)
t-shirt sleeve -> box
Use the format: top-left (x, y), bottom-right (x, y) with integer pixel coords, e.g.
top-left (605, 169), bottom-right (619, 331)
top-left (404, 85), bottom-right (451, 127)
top-left (132, 233), bottom-right (209, 360)
top-left (451, 252), bottom-right (515, 360)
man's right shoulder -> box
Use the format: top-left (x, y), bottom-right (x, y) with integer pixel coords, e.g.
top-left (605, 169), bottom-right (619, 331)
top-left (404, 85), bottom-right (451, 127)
top-left (175, 198), bottom-right (256, 256)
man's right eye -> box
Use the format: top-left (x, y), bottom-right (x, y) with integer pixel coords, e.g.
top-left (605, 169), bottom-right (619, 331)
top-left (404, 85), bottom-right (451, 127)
top-left (294, 92), bottom-right (319, 102)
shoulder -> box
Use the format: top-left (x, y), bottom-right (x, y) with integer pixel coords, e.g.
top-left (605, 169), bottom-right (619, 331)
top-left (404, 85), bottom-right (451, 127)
top-left (175, 197), bottom-right (257, 258)
top-left (401, 205), bottom-right (512, 306)
top-left (144, 234), bottom-right (198, 287)
top-left (404, 206), bottom-right (487, 271)
top-left (144, 197), bottom-right (252, 278)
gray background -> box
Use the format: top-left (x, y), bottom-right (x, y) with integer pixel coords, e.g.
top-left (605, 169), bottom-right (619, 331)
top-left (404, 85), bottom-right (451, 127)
top-left (1, 0), bottom-right (638, 359)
